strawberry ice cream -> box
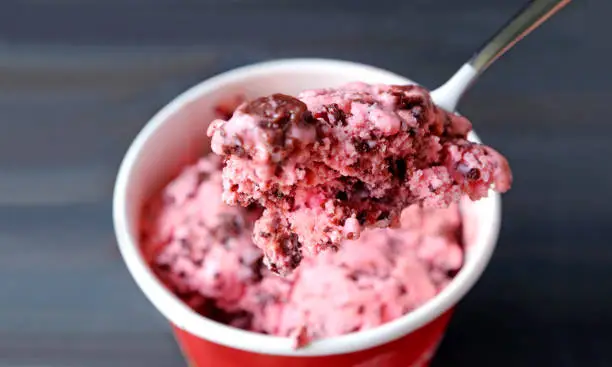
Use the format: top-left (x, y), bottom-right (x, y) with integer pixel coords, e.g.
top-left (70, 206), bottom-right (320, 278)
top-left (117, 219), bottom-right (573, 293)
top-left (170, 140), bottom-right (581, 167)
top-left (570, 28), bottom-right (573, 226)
top-left (207, 82), bottom-right (512, 275)
top-left (141, 154), bottom-right (467, 348)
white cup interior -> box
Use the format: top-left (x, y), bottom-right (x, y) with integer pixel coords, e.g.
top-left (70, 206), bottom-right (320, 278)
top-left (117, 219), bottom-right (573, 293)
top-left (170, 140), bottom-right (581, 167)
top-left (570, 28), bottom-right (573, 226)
top-left (113, 58), bottom-right (501, 357)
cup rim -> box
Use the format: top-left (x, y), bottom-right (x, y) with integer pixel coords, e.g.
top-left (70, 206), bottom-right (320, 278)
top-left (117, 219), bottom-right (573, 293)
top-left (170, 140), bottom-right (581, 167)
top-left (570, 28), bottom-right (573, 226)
top-left (113, 58), bottom-right (501, 357)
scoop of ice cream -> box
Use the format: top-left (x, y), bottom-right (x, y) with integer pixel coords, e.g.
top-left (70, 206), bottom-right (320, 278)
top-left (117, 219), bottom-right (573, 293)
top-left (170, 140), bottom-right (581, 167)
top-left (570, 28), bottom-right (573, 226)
top-left (141, 155), bottom-right (465, 348)
top-left (207, 82), bottom-right (512, 275)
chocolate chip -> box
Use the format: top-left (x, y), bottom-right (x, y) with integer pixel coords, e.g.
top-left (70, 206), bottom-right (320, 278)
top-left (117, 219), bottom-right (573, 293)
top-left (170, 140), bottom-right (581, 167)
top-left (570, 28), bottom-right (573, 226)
top-left (246, 203), bottom-right (261, 212)
top-left (389, 85), bottom-right (423, 110)
top-left (353, 180), bottom-right (367, 193)
top-left (241, 94), bottom-right (312, 154)
top-left (314, 103), bottom-right (347, 126)
top-left (353, 139), bottom-right (371, 153)
top-left (270, 165), bottom-right (282, 178)
top-left (467, 168), bottom-right (481, 180)
top-left (395, 159), bottom-right (407, 181)
top-left (356, 211), bottom-right (368, 225)
top-left (328, 103), bottom-right (347, 125)
top-left (268, 262), bottom-right (280, 275)
top-left (243, 94), bottom-right (309, 129)
top-left (222, 143), bottom-right (245, 157)
top-left (250, 257), bottom-right (265, 282)
top-left (372, 196), bottom-right (391, 204)
top-left (303, 111), bottom-right (316, 123)
top-left (282, 234), bottom-right (303, 270)
top-left (285, 196), bottom-right (295, 209)
top-left (335, 191), bottom-right (348, 201)
top-left (446, 269), bottom-right (460, 278)
top-left (387, 158), bottom-right (407, 181)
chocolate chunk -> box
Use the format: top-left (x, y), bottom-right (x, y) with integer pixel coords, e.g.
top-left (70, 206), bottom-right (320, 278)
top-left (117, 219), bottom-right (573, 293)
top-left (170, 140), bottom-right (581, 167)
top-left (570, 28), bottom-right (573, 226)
top-left (251, 257), bottom-right (265, 282)
top-left (387, 158), bottom-right (407, 181)
top-left (467, 168), bottom-right (481, 181)
top-left (352, 138), bottom-right (371, 153)
top-left (356, 211), bottom-right (368, 225)
top-left (389, 85), bottom-right (423, 110)
top-left (314, 103), bottom-right (347, 126)
top-left (353, 180), bottom-right (367, 193)
top-left (283, 234), bottom-right (303, 270)
top-left (243, 94), bottom-right (309, 130)
top-left (395, 159), bottom-right (407, 181)
top-left (222, 144), bottom-right (245, 157)
top-left (274, 165), bottom-right (284, 177)
top-left (335, 191), bottom-right (348, 201)
top-left (242, 94), bottom-right (312, 154)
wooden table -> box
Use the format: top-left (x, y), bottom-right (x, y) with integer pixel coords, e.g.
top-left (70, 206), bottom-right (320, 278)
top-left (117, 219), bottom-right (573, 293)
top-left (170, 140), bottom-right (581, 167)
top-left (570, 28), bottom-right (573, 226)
top-left (0, 0), bottom-right (609, 366)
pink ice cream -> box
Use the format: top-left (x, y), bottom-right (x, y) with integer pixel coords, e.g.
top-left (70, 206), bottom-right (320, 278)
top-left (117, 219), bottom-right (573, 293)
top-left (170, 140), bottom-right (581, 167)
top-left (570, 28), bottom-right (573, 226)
top-left (141, 154), bottom-right (466, 348)
top-left (207, 83), bottom-right (512, 275)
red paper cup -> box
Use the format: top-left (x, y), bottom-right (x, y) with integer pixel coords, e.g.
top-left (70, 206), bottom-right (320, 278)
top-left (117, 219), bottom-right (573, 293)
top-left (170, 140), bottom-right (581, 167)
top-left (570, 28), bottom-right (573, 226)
top-left (113, 59), bottom-right (501, 367)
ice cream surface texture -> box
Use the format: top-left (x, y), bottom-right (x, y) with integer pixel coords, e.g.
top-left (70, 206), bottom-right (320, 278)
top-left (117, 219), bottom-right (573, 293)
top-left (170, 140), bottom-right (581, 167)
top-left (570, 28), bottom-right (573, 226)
top-left (207, 82), bottom-right (511, 275)
top-left (141, 155), bottom-right (467, 348)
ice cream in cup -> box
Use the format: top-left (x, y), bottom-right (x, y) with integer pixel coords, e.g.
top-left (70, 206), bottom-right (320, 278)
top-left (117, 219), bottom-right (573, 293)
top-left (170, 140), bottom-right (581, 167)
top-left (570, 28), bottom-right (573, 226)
top-left (113, 58), bottom-right (501, 367)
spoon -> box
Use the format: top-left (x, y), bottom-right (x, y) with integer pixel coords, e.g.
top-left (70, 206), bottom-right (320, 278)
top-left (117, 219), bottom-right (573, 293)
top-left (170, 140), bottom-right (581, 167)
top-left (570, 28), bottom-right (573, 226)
top-left (431, 0), bottom-right (571, 112)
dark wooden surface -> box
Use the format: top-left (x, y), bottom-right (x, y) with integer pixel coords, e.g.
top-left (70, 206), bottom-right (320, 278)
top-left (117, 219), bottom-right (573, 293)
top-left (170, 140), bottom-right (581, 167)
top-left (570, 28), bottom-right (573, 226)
top-left (0, 0), bottom-right (608, 366)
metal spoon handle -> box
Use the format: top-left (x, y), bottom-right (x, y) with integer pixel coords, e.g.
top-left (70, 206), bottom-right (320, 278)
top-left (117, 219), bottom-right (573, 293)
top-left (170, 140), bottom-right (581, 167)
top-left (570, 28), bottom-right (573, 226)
top-left (470, 0), bottom-right (571, 73)
top-left (432, 0), bottom-right (571, 111)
